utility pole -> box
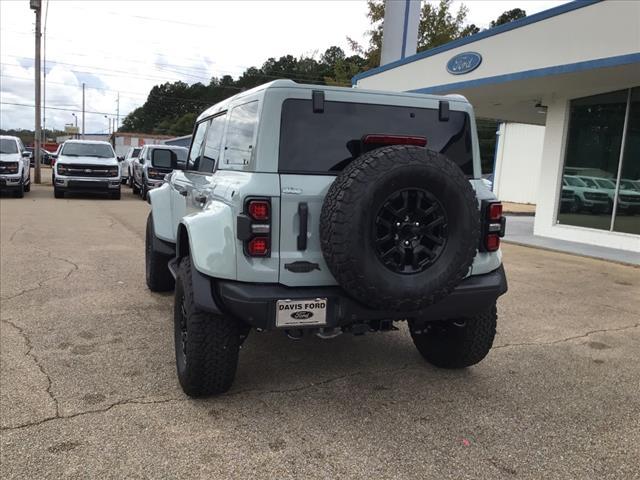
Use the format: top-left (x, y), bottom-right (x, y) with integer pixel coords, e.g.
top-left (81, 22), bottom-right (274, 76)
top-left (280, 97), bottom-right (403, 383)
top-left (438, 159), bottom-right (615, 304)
top-left (116, 92), bottom-right (120, 131)
top-left (42, 0), bottom-right (49, 150)
top-left (82, 82), bottom-right (85, 139)
top-left (31, 0), bottom-right (42, 184)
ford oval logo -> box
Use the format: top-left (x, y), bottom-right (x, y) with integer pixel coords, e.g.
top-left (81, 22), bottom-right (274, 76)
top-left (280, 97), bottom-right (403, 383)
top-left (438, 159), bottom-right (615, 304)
top-left (291, 311), bottom-right (313, 320)
top-left (446, 52), bottom-right (482, 75)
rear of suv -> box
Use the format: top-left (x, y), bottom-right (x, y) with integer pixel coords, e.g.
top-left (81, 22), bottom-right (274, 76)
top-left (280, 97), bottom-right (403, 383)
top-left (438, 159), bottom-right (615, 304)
top-left (53, 140), bottom-right (121, 199)
top-left (145, 80), bottom-right (508, 396)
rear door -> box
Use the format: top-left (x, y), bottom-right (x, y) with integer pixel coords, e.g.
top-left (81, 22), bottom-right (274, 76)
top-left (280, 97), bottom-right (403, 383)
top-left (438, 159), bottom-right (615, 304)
top-left (277, 96), bottom-right (476, 287)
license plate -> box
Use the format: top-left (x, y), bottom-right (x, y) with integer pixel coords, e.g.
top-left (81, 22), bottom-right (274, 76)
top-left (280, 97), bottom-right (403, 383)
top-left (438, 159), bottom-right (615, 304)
top-left (276, 298), bottom-right (328, 328)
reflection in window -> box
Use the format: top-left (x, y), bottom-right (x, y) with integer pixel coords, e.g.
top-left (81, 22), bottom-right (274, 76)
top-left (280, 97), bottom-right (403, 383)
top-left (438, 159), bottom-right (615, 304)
top-left (200, 114), bottom-right (226, 173)
top-left (557, 90), bottom-right (628, 231)
top-left (224, 101), bottom-right (258, 165)
top-left (613, 87), bottom-right (640, 235)
top-left (188, 120), bottom-right (209, 170)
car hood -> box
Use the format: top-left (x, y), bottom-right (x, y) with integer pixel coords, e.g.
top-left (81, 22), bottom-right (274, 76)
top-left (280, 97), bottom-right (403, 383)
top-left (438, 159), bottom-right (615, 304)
top-left (57, 155), bottom-right (117, 166)
top-left (0, 153), bottom-right (21, 162)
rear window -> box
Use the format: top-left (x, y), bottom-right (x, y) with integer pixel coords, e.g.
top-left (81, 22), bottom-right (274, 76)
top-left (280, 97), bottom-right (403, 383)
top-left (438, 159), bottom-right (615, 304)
top-left (279, 99), bottom-right (474, 176)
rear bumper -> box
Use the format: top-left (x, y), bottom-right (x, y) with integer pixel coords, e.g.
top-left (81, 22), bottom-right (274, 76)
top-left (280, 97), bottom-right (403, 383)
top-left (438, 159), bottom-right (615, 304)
top-left (189, 265), bottom-right (508, 330)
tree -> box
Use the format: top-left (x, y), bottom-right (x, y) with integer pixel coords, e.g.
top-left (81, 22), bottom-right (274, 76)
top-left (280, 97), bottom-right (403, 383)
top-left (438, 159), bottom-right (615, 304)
top-left (490, 8), bottom-right (526, 28)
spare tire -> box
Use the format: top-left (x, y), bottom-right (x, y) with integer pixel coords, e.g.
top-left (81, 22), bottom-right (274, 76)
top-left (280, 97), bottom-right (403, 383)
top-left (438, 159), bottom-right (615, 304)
top-left (320, 145), bottom-right (480, 311)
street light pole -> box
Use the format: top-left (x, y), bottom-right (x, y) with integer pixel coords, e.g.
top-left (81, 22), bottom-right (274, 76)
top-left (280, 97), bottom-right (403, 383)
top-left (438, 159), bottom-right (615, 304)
top-left (72, 113), bottom-right (78, 139)
top-left (31, 0), bottom-right (42, 184)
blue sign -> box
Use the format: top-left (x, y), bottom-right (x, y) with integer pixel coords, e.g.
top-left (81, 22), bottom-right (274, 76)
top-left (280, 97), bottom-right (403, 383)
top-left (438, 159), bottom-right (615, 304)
top-left (446, 52), bottom-right (482, 75)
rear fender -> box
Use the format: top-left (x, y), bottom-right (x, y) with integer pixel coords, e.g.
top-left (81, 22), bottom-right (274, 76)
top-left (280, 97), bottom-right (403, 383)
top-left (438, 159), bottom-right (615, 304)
top-left (149, 183), bottom-right (174, 242)
top-left (178, 201), bottom-right (237, 280)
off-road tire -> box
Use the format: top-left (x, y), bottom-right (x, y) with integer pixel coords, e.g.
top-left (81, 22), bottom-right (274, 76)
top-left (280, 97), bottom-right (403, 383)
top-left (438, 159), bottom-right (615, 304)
top-left (24, 180), bottom-right (31, 192)
top-left (132, 179), bottom-right (140, 195)
top-left (111, 190), bottom-right (121, 200)
top-left (410, 305), bottom-right (497, 368)
top-left (320, 145), bottom-right (480, 311)
top-left (145, 213), bottom-right (174, 292)
top-left (54, 187), bottom-right (64, 199)
top-left (174, 255), bottom-right (240, 396)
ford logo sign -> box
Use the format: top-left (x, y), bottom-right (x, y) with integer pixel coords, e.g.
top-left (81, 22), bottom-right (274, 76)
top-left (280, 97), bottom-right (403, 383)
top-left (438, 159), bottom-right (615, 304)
top-left (291, 311), bottom-right (313, 320)
top-left (446, 52), bottom-right (482, 75)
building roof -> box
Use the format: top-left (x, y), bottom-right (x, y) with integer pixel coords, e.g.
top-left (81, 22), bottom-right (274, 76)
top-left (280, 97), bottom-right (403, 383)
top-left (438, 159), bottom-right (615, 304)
top-left (112, 132), bottom-right (173, 139)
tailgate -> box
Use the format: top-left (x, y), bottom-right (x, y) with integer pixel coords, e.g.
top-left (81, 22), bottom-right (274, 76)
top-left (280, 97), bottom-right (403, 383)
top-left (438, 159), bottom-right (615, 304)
top-left (279, 174), bottom-right (338, 286)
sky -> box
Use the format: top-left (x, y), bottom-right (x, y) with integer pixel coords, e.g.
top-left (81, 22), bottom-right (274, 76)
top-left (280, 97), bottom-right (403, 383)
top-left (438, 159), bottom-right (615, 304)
top-left (0, 0), bottom-right (569, 135)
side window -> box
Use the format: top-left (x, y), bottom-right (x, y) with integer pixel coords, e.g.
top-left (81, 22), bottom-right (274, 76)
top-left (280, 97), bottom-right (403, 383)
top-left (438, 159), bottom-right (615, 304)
top-left (187, 120), bottom-right (209, 170)
top-left (199, 114), bottom-right (226, 173)
top-left (223, 101), bottom-right (258, 165)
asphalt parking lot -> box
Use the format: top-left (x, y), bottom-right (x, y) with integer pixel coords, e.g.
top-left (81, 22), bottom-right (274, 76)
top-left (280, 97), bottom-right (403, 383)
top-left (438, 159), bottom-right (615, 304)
top-left (1, 183), bottom-right (639, 479)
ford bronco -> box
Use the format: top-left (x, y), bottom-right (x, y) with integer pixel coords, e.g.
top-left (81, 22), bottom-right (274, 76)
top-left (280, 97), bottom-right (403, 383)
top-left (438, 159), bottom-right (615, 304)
top-left (146, 80), bottom-right (508, 396)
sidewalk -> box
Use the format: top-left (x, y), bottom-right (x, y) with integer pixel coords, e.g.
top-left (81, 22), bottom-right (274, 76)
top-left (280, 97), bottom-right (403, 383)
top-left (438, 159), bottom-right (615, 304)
top-left (503, 215), bottom-right (640, 266)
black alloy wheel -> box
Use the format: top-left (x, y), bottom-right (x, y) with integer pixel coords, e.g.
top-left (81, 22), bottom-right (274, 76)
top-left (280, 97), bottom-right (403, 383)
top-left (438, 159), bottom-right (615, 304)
top-left (374, 188), bottom-right (447, 274)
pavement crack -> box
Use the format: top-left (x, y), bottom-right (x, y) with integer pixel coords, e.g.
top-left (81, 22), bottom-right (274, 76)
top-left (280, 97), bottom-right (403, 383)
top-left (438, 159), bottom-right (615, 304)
top-left (0, 395), bottom-right (187, 432)
top-left (494, 322), bottom-right (640, 350)
top-left (8, 224), bottom-right (25, 243)
top-left (1, 319), bottom-right (60, 419)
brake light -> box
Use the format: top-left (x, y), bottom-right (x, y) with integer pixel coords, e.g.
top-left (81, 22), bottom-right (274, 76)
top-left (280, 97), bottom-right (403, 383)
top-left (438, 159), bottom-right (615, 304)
top-left (238, 197), bottom-right (272, 258)
top-left (483, 201), bottom-right (505, 252)
top-left (248, 200), bottom-right (269, 220)
top-left (247, 237), bottom-right (269, 256)
top-left (362, 134), bottom-right (427, 147)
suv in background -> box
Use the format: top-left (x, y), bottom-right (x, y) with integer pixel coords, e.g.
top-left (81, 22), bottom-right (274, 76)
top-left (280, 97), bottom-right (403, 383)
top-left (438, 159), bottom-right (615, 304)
top-left (0, 135), bottom-right (31, 197)
top-left (131, 145), bottom-right (187, 200)
top-left (53, 140), bottom-right (121, 199)
top-left (122, 146), bottom-right (141, 187)
top-left (562, 175), bottom-right (610, 213)
top-left (579, 176), bottom-right (640, 214)
top-left (145, 80), bottom-right (508, 396)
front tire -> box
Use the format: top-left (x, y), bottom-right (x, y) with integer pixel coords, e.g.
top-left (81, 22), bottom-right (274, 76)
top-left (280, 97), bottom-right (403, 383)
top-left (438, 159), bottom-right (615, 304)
top-left (14, 182), bottom-right (24, 198)
top-left (24, 179), bottom-right (31, 192)
top-left (174, 256), bottom-right (240, 397)
top-left (54, 187), bottom-right (64, 199)
top-left (409, 305), bottom-right (497, 369)
top-left (141, 181), bottom-right (148, 201)
top-left (145, 213), bottom-right (174, 292)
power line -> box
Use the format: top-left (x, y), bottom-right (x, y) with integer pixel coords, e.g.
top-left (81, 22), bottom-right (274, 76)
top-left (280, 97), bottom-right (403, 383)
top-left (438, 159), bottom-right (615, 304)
top-left (1, 101), bottom-right (115, 116)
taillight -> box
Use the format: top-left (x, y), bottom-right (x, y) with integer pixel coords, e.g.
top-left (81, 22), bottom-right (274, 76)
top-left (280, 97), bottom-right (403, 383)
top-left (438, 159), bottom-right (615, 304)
top-left (237, 197), bottom-right (271, 257)
top-left (483, 201), bottom-right (505, 252)
top-left (248, 200), bottom-right (269, 220)
top-left (362, 134), bottom-right (427, 147)
top-left (247, 237), bottom-right (269, 256)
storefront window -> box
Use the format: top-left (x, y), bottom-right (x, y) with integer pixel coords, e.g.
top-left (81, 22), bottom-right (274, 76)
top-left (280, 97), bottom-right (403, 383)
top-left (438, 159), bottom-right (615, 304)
top-left (613, 87), bottom-right (640, 234)
top-left (557, 88), bottom-right (639, 234)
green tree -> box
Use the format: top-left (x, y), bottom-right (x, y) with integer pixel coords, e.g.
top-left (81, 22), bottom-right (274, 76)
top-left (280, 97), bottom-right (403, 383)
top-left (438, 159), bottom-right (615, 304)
top-left (490, 8), bottom-right (526, 28)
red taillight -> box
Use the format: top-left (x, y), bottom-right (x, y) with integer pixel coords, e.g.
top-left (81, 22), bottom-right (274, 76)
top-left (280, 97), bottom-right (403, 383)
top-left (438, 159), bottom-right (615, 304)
top-left (488, 203), bottom-right (503, 221)
top-left (248, 200), bottom-right (270, 220)
top-left (247, 237), bottom-right (269, 256)
top-left (486, 233), bottom-right (500, 252)
top-left (362, 134), bottom-right (427, 147)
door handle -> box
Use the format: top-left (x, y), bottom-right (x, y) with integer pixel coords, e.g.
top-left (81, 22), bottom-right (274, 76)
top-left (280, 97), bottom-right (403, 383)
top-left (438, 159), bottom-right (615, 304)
top-left (194, 194), bottom-right (207, 204)
top-left (297, 202), bottom-right (308, 251)
top-left (174, 184), bottom-right (187, 196)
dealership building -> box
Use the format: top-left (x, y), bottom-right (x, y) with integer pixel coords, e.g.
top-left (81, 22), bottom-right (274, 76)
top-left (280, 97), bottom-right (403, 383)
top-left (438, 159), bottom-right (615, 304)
top-left (353, 0), bottom-right (639, 253)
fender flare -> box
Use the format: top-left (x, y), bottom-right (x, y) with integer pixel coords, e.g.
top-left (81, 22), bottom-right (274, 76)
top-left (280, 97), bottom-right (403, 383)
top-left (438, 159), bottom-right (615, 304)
top-left (148, 183), bottom-right (175, 243)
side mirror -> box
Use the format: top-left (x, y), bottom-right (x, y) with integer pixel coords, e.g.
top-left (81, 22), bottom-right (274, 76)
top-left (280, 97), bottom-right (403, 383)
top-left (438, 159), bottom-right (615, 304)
top-left (151, 149), bottom-right (182, 170)
top-left (22, 151), bottom-right (30, 158)
top-left (117, 156), bottom-right (124, 162)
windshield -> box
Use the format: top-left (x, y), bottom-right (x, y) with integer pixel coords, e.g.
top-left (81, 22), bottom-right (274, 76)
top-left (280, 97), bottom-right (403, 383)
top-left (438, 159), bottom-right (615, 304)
top-left (595, 178), bottom-right (616, 189)
top-left (580, 177), bottom-right (597, 188)
top-left (620, 180), bottom-right (640, 191)
top-left (279, 99), bottom-right (474, 176)
top-left (0, 139), bottom-right (18, 154)
top-left (62, 143), bottom-right (114, 158)
top-left (564, 176), bottom-right (586, 187)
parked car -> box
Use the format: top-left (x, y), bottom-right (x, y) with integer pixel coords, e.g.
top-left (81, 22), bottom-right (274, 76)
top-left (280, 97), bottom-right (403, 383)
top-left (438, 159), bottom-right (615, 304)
top-left (145, 80), bottom-right (508, 396)
top-left (560, 182), bottom-right (577, 213)
top-left (131, 145), bottom-right (187, 200)
top-left (579, 176), bottom-right (640, 214)
top-left (25, 147), bottom-right (54, 166)
top-left (121, 147), bottom-right (141, 186)
top-left (52, 140), bottom-right (121, 199)
top-left (0, 135), bottom-right (31, 197)
top-left (562, 175), bottom-right (610, 213)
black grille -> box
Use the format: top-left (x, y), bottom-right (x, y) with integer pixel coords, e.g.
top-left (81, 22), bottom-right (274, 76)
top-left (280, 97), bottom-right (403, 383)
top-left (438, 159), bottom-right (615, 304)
top-left (620, 195), bottom-right (640, 203)
top-left (63, 164), bottom-right (118, 178)
top-left (584, 192), bottom-right (608, 201)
